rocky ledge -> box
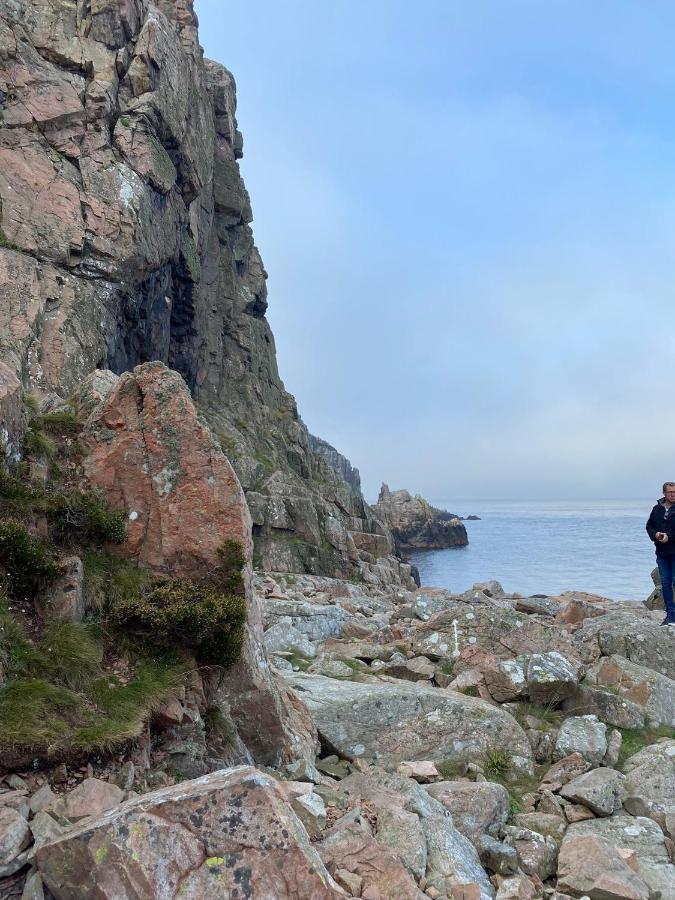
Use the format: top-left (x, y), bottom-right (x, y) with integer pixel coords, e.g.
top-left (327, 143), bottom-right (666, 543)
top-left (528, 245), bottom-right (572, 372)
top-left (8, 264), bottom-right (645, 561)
top-left (373, 484), bottom-right (469, 553)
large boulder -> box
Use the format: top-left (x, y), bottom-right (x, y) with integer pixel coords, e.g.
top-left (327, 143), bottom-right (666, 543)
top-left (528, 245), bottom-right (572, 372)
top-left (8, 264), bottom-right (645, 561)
top-left (287, 673), bottom-right (534, 773)
top-left (583, 654), bottom-right (675, 728)
top-left (567, 814), bottom-right (675, 900)
top-left (573, 613), bottom-right (675, 680)
top-left (622, 739), bottom-right (675, 830)
top-left (36, 767), bottom-right (343, 899)
top-left (83, 362), bottom-right (252, 577)
top-left (554, 715), bottom-right (607, 766)
top-left (556, 832), bottom-right (649, 900)
top-left (559, 768), bottom-right (625, 817)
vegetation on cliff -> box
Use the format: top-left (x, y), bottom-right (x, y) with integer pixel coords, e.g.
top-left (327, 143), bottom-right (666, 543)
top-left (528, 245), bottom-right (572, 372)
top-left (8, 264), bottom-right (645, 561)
top-left (0, 415), bottom-right (247, 768)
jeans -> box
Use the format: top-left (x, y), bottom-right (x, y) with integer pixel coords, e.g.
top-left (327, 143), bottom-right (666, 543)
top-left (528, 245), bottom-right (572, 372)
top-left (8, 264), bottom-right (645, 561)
top-left (656, 556), bottom-right (675, 619)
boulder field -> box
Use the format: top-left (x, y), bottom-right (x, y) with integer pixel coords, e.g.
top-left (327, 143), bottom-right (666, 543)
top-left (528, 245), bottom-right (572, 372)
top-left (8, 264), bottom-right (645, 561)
top-left (2, 560), bottom-right (675, 898)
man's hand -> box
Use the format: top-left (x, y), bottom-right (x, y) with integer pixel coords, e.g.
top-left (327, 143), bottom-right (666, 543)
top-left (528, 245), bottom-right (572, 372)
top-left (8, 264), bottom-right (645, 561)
top-left (656, 532), bottom-right (669, 543)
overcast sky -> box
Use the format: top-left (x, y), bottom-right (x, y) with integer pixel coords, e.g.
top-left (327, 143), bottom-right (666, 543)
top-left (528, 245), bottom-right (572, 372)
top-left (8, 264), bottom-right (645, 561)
top-left (195, 1), bottom-right (675, 503)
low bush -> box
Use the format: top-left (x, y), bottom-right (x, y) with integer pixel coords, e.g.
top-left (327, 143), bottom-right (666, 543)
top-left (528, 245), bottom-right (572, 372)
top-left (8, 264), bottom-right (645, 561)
top-left (110, 578), bottom-right (246, 664)
top-left (0, 519), bottom-right (62, 598)
top-left (23, 424), bottom-right (55, 459)
top-left (83, 552), bottom-right (150, 610)
top-left (51, 491), bottom-right (127, 544)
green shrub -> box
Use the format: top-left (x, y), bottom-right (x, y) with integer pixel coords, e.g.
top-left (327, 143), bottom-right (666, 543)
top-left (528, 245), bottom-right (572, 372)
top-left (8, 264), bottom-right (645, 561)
top-left (52, 491), bottom-right (127, 543)
top-left (119, 116), bottom-right (130, 127)
top-left (0, 591), bottom-right (41, 676)
top-left (110, 577), bottom-right (246, 664)
top-left (215, 539), bottom-right (246, 592)
top-left (0, 471), bottom-right (47, 520)
top-left (83, 552), bottom-right (150, 610)
top-left (0, 519), bottom-right (62, 597)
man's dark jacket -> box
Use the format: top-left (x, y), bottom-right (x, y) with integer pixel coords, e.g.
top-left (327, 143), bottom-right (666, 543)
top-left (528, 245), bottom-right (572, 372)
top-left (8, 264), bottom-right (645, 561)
top-left (646, 499), bottom-right (675, 557)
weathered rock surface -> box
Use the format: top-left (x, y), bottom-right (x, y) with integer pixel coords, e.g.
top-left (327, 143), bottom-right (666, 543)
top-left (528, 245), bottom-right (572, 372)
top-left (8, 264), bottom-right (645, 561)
top-left (84, 362), bottom-right (252, 577)
top-left (425, 781), bottom-right (510, 843)
top-left (621, 739), bottom-right (675, 830)
top-left (568, 815), bottom-right (675, 900)
top-left (373, 484), bottom-right (468, 552)
top-left (554, 715), bottom-right (607, 766)
top-left (287, 673), bottom-right (534, 772)
top-left (558, 767), bottom-right (625, 816)
top-left (36, 767), bottom-right (343, 899)
top-left (556, 832), bottom-right (649, 900)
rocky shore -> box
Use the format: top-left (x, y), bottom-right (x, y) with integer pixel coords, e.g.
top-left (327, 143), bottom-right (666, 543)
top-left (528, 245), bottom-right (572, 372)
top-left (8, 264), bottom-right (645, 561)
top-left (1, 562), bottom-right (674, 898)
top-left (1, 2), bottom-right (674, 899)
top-left (373, 485), bottom-right (469, 554)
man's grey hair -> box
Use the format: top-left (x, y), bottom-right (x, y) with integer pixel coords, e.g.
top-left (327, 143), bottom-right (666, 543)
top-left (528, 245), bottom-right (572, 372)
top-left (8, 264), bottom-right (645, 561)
top-left (663, 482), bottom-right (675, 493)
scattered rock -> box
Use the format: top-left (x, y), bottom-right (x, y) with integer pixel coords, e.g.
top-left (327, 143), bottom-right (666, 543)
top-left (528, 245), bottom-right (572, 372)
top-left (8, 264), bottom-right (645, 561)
top-left (559, 768), bottom-right (625, 817)
top-left (554, 715), bottom-right (607, 767)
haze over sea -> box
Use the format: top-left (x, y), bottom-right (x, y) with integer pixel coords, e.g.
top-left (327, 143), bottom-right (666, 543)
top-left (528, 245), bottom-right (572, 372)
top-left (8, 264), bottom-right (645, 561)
top-left (409, 499), bottom-right (656, 601)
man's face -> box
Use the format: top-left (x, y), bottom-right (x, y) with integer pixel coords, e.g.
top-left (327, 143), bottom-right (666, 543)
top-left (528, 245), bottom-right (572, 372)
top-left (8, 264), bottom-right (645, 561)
top-left (665, 487), bottom-right (675, 503)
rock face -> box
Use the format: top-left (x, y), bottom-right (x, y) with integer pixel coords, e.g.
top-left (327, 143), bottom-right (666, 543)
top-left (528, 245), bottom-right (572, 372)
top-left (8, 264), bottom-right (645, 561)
top-left (0, 0), bottom-right (412, 590)
top-left (36, 767), bottom-right (343, 899)
top-left (373, 484), bottom-right (468, 553)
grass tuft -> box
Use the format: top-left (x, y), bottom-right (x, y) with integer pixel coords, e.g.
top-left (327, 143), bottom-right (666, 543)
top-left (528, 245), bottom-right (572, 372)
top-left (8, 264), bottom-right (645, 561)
top-left (83, 552), bottom-right (150, 610)
top-left (39, 622), bottom-right (103, 690)
top-left (618, 725), bottom-right (675, 767)
top-left (484, 746), bottom-right (511, 780)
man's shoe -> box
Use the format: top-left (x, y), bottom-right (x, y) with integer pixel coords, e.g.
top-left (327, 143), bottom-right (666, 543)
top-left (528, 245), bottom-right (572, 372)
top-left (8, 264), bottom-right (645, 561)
top-left (660, 615), bottom-right (675, 626)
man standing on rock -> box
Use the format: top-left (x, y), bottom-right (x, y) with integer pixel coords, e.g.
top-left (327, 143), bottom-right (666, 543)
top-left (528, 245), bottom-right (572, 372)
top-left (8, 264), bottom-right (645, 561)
top-left (646, 482), bottom-right (675, 625)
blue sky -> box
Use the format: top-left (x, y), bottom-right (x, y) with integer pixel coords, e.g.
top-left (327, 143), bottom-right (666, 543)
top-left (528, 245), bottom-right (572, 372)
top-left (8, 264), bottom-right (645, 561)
top-left (195, 1), bottom-right (675, 502)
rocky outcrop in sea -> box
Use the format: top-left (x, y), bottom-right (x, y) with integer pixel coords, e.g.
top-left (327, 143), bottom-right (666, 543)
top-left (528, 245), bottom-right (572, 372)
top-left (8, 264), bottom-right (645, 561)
top-left (374, 484), bottom-right (469, 553)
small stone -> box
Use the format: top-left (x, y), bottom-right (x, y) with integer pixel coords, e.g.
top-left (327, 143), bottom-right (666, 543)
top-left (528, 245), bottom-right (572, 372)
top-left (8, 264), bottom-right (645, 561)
top-left (396, 760), bottom-right (440, 783)
top-left (5, 775), bottom-right (28, 792)
top-left (44, 777), bottom-right (124, 821)
top-left (564, 803), bottom-right (595, 823)
top-left (29, 785), bottom-right (54, 815)
top-left (334, 868), bottom-right (363, 896)
top-left (21, 869), bottom-right (45, 900)
top-left (0, 807), bottom-right (30, 865)
top-left (449, 885), bottom-right (481, 900)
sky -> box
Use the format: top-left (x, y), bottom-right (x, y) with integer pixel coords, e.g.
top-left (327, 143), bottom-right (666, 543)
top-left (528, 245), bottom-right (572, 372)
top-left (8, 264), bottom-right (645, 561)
top-left (195, 1), bottom-right (675, 503)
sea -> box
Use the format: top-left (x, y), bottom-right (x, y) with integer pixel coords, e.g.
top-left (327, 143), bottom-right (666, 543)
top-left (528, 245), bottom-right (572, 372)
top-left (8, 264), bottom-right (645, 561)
top-left (409, 499), bottom-right (658, 602)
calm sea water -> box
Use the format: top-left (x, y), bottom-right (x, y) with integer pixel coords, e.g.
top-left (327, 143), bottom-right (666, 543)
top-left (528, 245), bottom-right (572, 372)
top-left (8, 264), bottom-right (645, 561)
top-left (409, 499), bottom-right (658, 601)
